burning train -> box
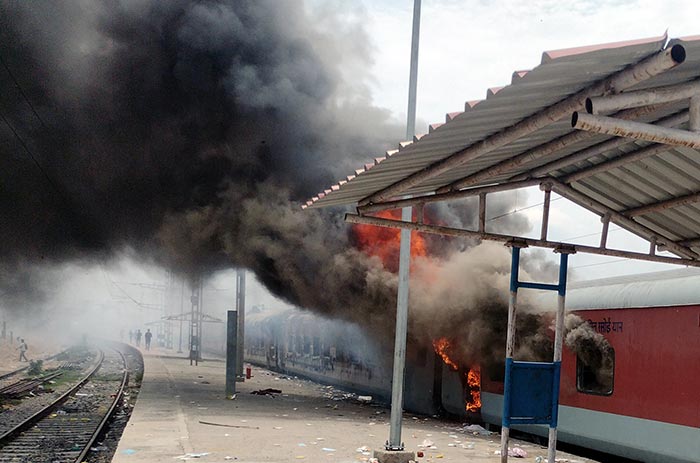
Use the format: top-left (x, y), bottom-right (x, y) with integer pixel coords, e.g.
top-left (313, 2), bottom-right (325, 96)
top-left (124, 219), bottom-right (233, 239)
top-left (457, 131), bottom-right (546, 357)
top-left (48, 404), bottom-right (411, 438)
top-left (243, 267), bottom-right (700, 463)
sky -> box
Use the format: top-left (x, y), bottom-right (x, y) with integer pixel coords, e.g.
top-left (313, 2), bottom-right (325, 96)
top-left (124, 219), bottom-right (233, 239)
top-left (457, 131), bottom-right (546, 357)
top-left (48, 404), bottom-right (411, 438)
top-left (355, 0), bottom-right (700, 279)
top-left (4, 0), bottom-right (700, 338)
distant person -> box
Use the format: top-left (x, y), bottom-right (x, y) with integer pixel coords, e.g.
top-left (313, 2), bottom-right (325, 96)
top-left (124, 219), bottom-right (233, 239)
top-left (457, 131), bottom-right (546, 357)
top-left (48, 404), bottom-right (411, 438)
top-left (144, 329), bottom-right (152, 350)
top-left (135, 329), bottom-right (142, 347)
top-left (18, 338), bottom-right (28, 362)
top-left (120, 329), bottom-right (124, 341)
top-left (129, 330), bottom-right (133, 344)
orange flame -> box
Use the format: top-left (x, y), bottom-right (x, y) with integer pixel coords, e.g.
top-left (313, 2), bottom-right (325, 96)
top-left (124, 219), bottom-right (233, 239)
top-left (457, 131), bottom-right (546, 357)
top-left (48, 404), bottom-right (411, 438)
top-left (466, 366), bottom-right (482, 413)
top-left (352, 210), bottom-right (427, 272)
top-left (432, 337), bottom-right (459, 371)
top-left (432, 337), bottom-right (482, 413)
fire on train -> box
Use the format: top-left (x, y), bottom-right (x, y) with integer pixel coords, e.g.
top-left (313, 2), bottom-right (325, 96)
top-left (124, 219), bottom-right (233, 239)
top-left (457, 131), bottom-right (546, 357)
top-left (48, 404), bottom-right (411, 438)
top-left (243, 268), bottom-right (700, 463)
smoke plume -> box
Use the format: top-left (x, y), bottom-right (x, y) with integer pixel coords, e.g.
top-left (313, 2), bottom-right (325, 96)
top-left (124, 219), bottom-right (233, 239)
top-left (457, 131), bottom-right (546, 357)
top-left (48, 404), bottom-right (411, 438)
top-left (0, 1), bottom-right (400, 308)
top-left (0, 0), bottom-right (569, 369)
top-left (565, 314), bottom-right (614, 388)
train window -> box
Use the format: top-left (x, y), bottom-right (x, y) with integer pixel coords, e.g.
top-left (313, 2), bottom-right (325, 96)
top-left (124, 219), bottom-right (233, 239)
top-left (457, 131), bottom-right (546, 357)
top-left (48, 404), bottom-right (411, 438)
top-left (576, 347), bottom-right (614, 396)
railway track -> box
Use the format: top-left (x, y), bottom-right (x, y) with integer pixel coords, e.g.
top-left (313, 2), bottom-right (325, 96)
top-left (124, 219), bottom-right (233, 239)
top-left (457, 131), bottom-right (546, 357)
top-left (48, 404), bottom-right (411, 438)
top-left (0, 351), bottom-right (67, 387)
top-left (0, 347), bottom-right (129, 463)
top-left (0, 371), bottom-right (63, 399)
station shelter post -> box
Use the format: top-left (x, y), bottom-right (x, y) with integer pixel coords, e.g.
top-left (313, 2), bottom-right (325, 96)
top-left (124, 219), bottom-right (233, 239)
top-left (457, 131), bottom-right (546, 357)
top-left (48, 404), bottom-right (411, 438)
top-left (500, 245), bottom-right (570, 463)
top-left (225, 310), bottom-right (238, 398)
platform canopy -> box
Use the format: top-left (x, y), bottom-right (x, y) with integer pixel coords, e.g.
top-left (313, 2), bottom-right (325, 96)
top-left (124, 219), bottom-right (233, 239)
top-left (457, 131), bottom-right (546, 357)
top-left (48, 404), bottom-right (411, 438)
top-left (304, 33), bottom-right (700, 268)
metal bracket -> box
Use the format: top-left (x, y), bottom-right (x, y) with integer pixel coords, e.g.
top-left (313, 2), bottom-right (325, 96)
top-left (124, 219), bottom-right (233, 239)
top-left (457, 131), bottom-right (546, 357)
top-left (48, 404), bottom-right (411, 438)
top-left (385, 440), bottom-right (405, 451)
top-left (504, 239), bottom-right (529, 249)
top-left (554, 244), bottom-right (577, 255)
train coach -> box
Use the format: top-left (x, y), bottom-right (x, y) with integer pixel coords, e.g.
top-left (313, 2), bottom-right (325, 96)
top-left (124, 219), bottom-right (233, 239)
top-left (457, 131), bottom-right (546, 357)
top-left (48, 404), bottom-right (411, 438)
top-left (481, 268), bottom-right (700, 463)
top-left (243, 268), bottom-right (700, 463)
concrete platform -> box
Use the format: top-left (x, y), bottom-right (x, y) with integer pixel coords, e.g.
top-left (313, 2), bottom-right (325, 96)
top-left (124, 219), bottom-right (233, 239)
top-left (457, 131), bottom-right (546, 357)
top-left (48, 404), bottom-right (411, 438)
top-left (113, 349), bottom-right (598, 463)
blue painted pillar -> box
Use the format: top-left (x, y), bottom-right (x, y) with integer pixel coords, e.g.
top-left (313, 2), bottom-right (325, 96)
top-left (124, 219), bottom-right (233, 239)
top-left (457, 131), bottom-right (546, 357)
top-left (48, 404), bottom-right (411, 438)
top-left (500, 248), bottom-right (570, 463)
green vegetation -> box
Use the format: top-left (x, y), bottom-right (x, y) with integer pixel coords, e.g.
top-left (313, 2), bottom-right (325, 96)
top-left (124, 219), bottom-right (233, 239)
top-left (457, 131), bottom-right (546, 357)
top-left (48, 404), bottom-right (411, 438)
top-left (27, 359), bottom-right (43, 376)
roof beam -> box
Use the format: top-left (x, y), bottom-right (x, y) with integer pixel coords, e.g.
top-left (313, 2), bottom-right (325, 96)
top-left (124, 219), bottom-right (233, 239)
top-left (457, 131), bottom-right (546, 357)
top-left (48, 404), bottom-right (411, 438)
top-left (512, 110), bottom-right (688, 180)
top-left (572, 112), bottom-right (700, 148)
top-left (658, 237), bottom-right (700, 252)
top-left (622, 191), bottom-right (700, 217)
top-left (438, 104), bottom-right (663, 192)
top-left (586, 79), bottom-right (700, 114)
top-left (677, 237), bottom-right (700, 248)
top-left (691, 95), bottom-right (700, 132)
top-left (345, 213), bottom-right (700, 267)
top-left (560, 142), bottom-right (670, 184)
top-left (358, 44), bottom-right (686, 205)
top-left (357, 179), bottom-right (540, 214)
top-left (548, 180), bottom-right (699, 259)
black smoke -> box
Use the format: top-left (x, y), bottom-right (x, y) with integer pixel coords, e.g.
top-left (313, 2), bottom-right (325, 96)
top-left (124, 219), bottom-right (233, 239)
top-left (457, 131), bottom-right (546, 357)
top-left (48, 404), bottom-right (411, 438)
top-left (0, 1), bottom-right (402, 312)
top-left (1, 1), bottom-right (557, 364)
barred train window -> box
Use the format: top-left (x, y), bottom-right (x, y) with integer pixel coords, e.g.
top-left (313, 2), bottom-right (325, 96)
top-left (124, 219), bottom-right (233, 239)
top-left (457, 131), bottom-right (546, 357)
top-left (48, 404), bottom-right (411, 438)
top-left (576, 347), bottom-right (615, 395)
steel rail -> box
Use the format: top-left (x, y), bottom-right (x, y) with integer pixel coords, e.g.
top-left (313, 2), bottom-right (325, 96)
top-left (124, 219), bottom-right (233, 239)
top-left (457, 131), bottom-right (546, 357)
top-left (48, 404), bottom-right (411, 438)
top-left (75, 348), bottom-right (129, 463)
top-left (0, 350), bottom-right (105, 443)
top-left (0, 371), bottom-right (63, 397)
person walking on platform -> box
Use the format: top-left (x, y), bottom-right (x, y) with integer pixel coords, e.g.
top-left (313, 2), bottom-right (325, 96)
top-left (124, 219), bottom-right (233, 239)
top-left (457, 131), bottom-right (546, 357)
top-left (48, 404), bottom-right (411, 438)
top-left (135, 329), bottom-right (142, 347)
top-left (18, 338), bottom-right (28, 362)
top-left (129, 330), bottom-right (133, 344)
top-left (145, 329), bottom-right (152, 350)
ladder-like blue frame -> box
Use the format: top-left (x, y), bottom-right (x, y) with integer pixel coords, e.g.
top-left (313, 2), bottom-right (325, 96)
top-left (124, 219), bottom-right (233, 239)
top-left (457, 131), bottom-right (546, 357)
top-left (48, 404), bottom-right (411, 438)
top-left (500, 246), bottom-right (569, 463)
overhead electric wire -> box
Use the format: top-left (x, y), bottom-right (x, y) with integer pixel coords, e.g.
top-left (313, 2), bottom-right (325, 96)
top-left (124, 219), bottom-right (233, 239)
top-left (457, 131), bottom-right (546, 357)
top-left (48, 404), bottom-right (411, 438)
top-left (483, 194), bottom-right (658, 271)
top-left (0, 107), bottom-right (63, 197)
top-left (486, 196), bottom-right (564, 222)
top-left (0, 52), bottom-right (52, 133)
top-left (100, 267), bottom-right (162, 311)
top-left (0, 51), bottom-right (101, 246)
top-left (562, 227), bottom-right (621, 242)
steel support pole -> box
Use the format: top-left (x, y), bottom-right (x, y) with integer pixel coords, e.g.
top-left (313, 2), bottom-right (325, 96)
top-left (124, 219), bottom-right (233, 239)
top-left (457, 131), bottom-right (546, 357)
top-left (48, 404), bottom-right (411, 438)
top-left (516, 110), bottom-right (687, 180)
top-left (540, 187), bottom-right (551, 241)
top-left (178, 280), bottom-right (184, 353)
top-left (572, 112), bottom-right (700, 148)
top-left (501, 247), bottom-right (521, 463)
top-left (548, 253), bottom-right (569, 463)
top-left (600, 214), bottom-right (611, 248)
top-left (586, 80), bottom-right (700, 114)
top-left (405, 0), bottom-right (421, 140)
top-left (189, 282), bottom-right (199, 366)
top-left (387, 0), bottom-right (420, 452)
top-left (690, 96), bottom-right (700, 132)
top-left (225, 310), bottom-right (238, 398)
top-left (387, 208), bottom-right (411, 450)
top-left (198, 279), bottom-right (203, 361)
top-left (235, 269), bottom-right (246, 381)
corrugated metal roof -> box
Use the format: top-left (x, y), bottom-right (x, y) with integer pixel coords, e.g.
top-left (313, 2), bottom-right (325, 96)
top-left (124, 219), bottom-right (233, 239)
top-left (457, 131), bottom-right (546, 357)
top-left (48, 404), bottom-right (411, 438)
top-left (305, 33), bottom-right (700, 260)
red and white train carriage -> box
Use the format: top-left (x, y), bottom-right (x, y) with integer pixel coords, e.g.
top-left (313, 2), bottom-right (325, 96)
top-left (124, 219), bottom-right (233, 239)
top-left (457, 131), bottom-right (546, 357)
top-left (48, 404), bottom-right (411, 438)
top-left (481, 268), bottom-right (700, 463)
